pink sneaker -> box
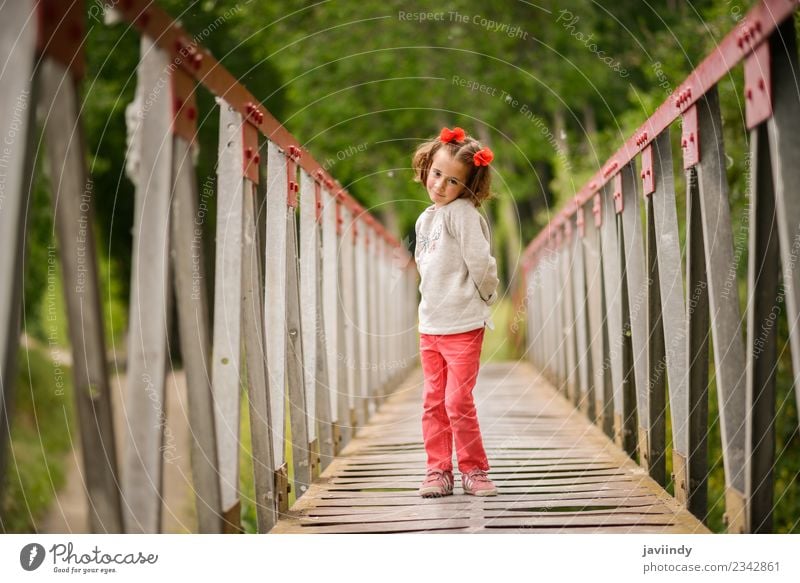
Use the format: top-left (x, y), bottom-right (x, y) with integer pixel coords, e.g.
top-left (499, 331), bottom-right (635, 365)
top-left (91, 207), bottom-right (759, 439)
top-left (461, 469), bottom-right (498, 496)
top-left (418, 469), bottom-right (454, 498)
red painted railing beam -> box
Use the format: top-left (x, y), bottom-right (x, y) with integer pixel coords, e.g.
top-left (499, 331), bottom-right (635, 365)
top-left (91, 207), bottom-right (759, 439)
top-left (524, 0), bottom-right (799, 264)
top-left (113, 0), bottom-right (404, 252)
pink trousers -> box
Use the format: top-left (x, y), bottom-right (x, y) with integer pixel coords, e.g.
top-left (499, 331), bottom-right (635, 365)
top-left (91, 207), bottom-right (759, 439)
top-left (419, 327), bottom-right (490, 474)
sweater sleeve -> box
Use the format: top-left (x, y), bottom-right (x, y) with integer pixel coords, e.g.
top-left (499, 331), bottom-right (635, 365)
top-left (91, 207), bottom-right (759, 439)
top-left (446, 202), bottom-right (499, 305)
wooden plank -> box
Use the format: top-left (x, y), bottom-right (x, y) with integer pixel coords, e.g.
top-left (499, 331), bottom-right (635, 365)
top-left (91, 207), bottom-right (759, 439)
top-left (212, 102), bottom-right (245, 525)
top-left (122, 37), bottom-right (173, 533)
top-left (307, 497), bottom-right (664, 512)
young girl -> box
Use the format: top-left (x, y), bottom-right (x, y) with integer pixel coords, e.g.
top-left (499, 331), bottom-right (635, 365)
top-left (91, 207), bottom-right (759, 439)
top-left (412, 126), bottom-right (500, 498)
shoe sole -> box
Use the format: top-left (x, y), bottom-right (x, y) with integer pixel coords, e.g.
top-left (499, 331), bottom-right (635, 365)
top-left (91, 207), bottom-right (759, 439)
top-left (418, 488), bottom-right (454, 498)
top-left (463, 489), bottom-right (498, 497)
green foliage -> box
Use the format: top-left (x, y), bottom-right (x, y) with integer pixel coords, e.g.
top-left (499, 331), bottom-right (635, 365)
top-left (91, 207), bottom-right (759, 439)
top-left (1, 344), bottom-right (75, 533)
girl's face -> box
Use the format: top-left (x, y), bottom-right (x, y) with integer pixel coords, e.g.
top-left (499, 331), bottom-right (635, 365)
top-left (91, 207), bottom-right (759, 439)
top-left (426, 149), bottom-right (469, 207)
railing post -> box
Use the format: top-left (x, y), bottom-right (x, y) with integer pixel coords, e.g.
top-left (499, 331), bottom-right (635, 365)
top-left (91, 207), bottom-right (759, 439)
top-left (321, 184), bottom-right (342, 453)
top-left (743, 17), bottom-right (800, 532)
top-left (571, 209), bottom-right (593, 415)
top-left (683, 165), bottom-right (711, 518)
top-left (584, 190), bottom-right (612, 435)
top-left (217, 102), bottom-right (277, 532)
top-left (600, 182), bottom-right (628, 450)
top-left (264, 139), bottom-right (290, 513)
top-left (122, 37), bottom-right (174, 533)
top-left (765, 18), bottom-right (800, 451)
top-left (0, 0), bottom-right (37, 507)
top-left (339, 201), bottom-right (358, 433)
top-left (744, 122), bottom-right (779, 533)
top-left (39, 50), bottom-right (124, 532)
top-left (560, 222), bottom-right (579, 403)
top-left (695, 86), bottom-right (748, 533)
top-left (285, 147), bottom-right (312, 498)
top-left (619, 160), bottom-right (649, 470)
top-left (300, 168), bottom-right (322, 479)
top-left (616, 198), bottom-right (638, 458)
top-left (211, 102), bottom-right (247, 531)
top-left (354, 213), bottom-right (370, 425)
top-left (168, 69), bottom-right (223, 532)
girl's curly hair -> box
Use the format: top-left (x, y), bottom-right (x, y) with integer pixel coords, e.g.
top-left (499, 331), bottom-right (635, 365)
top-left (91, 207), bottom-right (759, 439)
top-left (411, 130), bottom-right (494, 207)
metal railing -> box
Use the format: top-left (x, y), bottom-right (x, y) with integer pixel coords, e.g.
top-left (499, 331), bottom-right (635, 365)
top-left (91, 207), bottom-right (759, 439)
top-left (520, 0), bottom-right (800, 533)
top-left (0, 0), bottom-right (418, 533)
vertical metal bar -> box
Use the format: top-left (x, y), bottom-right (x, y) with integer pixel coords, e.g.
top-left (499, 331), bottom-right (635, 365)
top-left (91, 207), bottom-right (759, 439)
top-left (744, 123), bottom-right (779, 533)
top-left (651, 129), bottom-right (690, 491)
top-left (335, 204), bottom-right (352, 447)
top-left (0, 0), bottom-right (37, 504)
top-left (212, 102), bottom-right (245, 530)
top-left (766, 19), bottom-right (800, 430)
top-left (556, 243), bottom-right (569, 392)
top-left (584, 197), bottom-right (611, 433)
top-left (321, 189), bottom-right (340, 449)
top-left (571, 214), bottom-right (593, 415)
top-left (264, 140), bottom-right (288, 480)
top-left (619, 160), bottom-right (650, 468)
top-left (695, 86), bottom-right (748, 533)
top-left (170, 134), bottom-right (223, 532)
top-left (299, 170), bottom-right (321, 476)
top-left (560, 226), bottom-right (578, 402)
top-left (376, 238), bottom-right (387, 400)
top-left (241, 174), bottom-right (277, 532)
top-left (355, 222), bottom-right (370, 425)
top-left (645, 183), bottom-right (667, 485)
top-left (122, 37), bottom-right (172, 533)
top-left (367, 230), bottom-right (379, 412)
top-left (40, 58), bottom-right (124, 532)
top-left (683, 165), bottom-right (710, 517)
top-left (285, 200), bottom-right (311, 497)
top-left (600, 184), bottom-right (626, 448)
top-left (616, 208), bottom-right (638, 458)
top-left (340, 204), bottom-right (357, 431)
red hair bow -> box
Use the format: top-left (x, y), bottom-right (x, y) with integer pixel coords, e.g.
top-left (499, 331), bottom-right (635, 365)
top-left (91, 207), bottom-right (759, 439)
top-left (473, 147), bottom-right (494, 166)
top-left (439, 126), bottom-right (466, 143)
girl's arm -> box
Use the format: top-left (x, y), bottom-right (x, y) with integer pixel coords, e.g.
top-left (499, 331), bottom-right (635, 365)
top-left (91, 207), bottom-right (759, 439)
top-left (447, 204), bottom-right (499, 304)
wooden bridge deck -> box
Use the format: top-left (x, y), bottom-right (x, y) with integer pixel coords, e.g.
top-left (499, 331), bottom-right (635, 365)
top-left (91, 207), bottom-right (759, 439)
top-left (271, 362), bottom-right (710, 534)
